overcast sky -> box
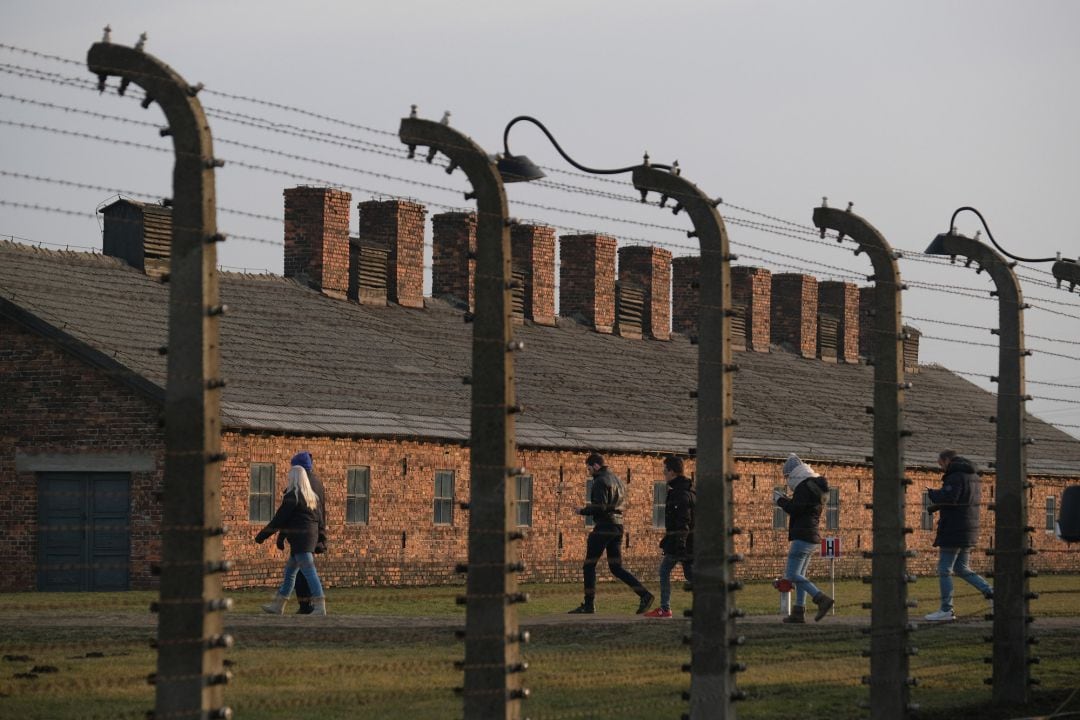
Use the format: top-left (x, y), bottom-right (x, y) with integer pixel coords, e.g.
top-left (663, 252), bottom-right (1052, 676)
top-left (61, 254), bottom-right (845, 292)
top-left (2, 0), bottom-right (1079, 439)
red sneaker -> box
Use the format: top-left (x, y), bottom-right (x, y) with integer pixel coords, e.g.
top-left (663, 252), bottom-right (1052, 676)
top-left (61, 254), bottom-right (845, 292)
top-left (643, 607), bottom-right (673, 619)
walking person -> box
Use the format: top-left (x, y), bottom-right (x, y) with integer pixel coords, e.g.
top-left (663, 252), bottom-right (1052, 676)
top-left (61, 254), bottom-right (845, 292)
top-left (775, 453), bottom-right (834, 623)
top-left (255, 463), bottom-right (327, 616)
top-left (568, 452), bottom-right (655, 614)
top-left (924, 449), bottom-right (993, 622)
top-left (281, 451), bottom-right (327, 614)
top-left (644, 455), bottom-right (695, 619)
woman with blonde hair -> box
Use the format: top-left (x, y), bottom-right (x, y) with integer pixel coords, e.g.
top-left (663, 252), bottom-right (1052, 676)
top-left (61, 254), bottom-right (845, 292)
top-left (255, 464), bottom-right (326, 615)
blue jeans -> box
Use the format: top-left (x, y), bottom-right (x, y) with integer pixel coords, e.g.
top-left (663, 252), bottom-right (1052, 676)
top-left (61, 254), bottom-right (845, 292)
top-left (937, 547), bottom-right (992, 612)
top-left (658, 554), bottom-right (693, 611)
top-left (785, 540), bottom-right (822, 607)
top-left (277, 552), bottom-right (324, 599)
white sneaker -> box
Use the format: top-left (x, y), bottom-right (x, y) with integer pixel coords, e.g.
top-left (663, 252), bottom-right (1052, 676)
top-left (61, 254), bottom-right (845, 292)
top-left (924, 609), bottom-right (955, 622)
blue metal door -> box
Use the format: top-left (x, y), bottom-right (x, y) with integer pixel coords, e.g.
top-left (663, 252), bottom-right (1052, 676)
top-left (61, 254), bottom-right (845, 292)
top-left (37, 472), bottom-right (130, 591)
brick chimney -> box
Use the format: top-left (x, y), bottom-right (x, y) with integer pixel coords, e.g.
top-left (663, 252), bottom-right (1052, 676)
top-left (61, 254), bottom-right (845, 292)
top-left (284, 186), bottom-right (351, 299)
top-left (732, 266), bottom-right (772, 352)
top-left (100, 198), bottom-right (171, 278)
top-left (672, 256), bottom-right (699, 336)
top-left (618, 246), bottom-right (671, 340)
top-left (510, 224), bottom-right (556, 326)
top-left (356, 199), bottom-right (425, 308)
top-left (818, 281), bottom-right (859, 363)
top-left (559, 234), bottom-right (616, 334)
top-left (771, 273), bottom-right (818, 359)
top-left (432, 212), bottom-right (477, 311)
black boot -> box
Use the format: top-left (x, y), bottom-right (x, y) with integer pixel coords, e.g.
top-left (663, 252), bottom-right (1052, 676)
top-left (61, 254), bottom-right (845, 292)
top-left (295, 601), bottom-right (314, 615)
top-left (568, 598), bottom-right (595, 614)
top-left (636, 591), bottom-right (655, 615)
top-left (782, 605), bottom-right (806, 624)
top-left (812, 592), bottom-right (834, 621)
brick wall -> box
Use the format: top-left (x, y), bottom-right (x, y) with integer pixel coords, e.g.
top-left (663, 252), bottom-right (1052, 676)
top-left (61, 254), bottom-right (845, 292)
top-left (559, 234), bottom-right (617, 334)
top-left (818, 281), bottom-right (860, 364)
top-left (771, 273), bottom-right (818, 359)
top-left (510, 224), bottom-right (556, 326)
top-left (671, 256), bottom-right (699, 336)
top-left (356, 199), bottom-right (426, 308)
top-left (732, 266), bottom-right (772, 352)
top-left (0, 315), bottom-right (164, 592)
top-left (432, 212), bottom-right (477, 311)
top-left (283, 187), bottom-right (351, 299)
top-left (618, 246), bottom-right (672, 341)
top-left (3, 315), bottom-right (1078, 592)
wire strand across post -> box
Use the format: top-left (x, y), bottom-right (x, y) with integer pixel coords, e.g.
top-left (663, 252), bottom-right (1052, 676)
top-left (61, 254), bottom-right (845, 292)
top-left (399, 111), bottom-right (525, 720)
top-left (813, 204), bottom-right (912, 720)
top-left (631, 166), bottom-right (740, 718)
top-left (86, 37), bottom-right (229, 720)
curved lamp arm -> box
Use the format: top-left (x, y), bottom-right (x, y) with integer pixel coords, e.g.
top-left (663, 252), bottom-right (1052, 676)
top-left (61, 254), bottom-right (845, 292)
top-left (948, 207), bottom-right (1057, 263)
top-left (502, 115), bottom-right (672, 176)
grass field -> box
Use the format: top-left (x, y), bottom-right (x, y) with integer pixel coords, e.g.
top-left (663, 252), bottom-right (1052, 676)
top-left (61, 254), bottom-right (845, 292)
top-left (1, 576), bottom-right (1078, 719)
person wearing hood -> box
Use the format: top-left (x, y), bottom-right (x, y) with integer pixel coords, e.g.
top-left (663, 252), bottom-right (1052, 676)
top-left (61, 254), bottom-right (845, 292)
top-left (774, 453), bottom-right (834, 623)
top-left (923, 449), bottom-right (993, 622)
top-left (644, 455), bottom-right (695, 619)
top-left (282, 451), bottom-right (327, 614)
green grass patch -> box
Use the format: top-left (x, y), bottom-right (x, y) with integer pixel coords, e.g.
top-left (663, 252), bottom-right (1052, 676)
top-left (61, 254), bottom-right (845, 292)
top-left (1, 576), bottom-right (1078, 719)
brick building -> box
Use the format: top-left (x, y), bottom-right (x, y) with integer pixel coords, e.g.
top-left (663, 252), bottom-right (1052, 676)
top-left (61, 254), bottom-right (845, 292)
top-left (2, 187), bottom-right (1078, 592)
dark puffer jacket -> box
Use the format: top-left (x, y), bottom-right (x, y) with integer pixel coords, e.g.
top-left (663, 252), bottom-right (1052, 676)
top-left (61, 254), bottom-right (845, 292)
top-left (927, 456), bottom-right (981, 548)
top-left (659, 475), bottom-right (696, 558)
top-left (580, 466), bottom-right (627, 526)
top-left (777, 475), bottom-right (829, 543)
top-left (256, 489), bottom-right (320, 554)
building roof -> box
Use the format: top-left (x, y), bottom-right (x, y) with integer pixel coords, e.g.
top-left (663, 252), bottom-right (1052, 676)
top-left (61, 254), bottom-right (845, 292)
top-left (2, 239), bottom-right (1078, 474)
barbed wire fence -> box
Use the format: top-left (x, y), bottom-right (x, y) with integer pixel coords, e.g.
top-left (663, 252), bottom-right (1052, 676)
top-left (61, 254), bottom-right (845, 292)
top-left (1, 38), bottom-right (1079, 720)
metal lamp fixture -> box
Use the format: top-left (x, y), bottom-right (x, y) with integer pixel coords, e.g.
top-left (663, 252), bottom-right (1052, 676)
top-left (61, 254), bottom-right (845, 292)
top-left (497, 115), bottom-right (673, 184)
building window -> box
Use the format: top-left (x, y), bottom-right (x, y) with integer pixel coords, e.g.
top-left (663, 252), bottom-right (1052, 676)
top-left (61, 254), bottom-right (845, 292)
top-left (1046, 496), bottom-right (1057, 532)
top-left (434, 470), bottom-right (455, 525)
top-left (772, 486), bottom-right (787, 529)
top-left (346, 466), bottom-right (370, 525)
top-left (515, 475), bottom-right (533, 527)
top-left (921, 491), bottom-right (935, 531)
top-left (249, 463), bottom-right (275, 522)
top-left (584, 478), bottom-right (595, 527)
top-left (653, 482), bottom-right (667, 528)
top-left (826, 488), bottom-right (840, 531)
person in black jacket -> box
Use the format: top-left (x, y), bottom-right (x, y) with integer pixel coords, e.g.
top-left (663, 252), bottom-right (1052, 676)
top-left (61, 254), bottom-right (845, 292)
top-left (644, 455), bottom-right (695, 619)
top-left (568, 452), bottom-right (654, 614)
top-left (775, 453), bottom-right (834, 623)
top-left (255, 464), bottom-right (327, 615)
top-left (283, 451), bottom-right (327, 614)
top-left (923, 449), bottom-right (993, 622)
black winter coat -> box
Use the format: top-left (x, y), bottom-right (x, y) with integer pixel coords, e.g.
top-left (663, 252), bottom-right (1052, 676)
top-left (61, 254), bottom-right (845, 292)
top-left (927, 457), bottom-right (981, 548)
top-left (256, 489), bottom-right (320, 554)
top-left (278, 472), bottom-right (327, 553)
top-left (777, 475), bottom-right (829, 543)
top-left (581, 467), bottom-right (627, 526)
top-left (659, 475), bottom-right (695, 558)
